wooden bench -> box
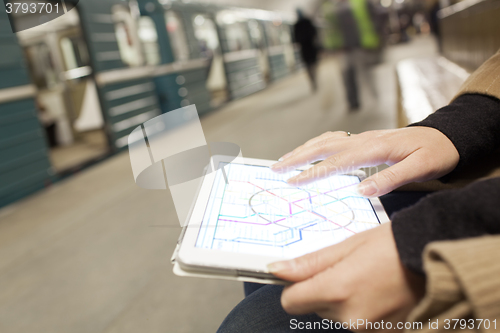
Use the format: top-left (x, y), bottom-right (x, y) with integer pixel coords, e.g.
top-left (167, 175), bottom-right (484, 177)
top-left (395, 56), bottom-right (500, 191)
top-left (396, 56), bottom-right (469, 127)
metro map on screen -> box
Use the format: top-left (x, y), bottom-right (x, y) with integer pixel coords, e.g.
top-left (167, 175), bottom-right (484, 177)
top-left (195, 163), bottom-right (380, 258)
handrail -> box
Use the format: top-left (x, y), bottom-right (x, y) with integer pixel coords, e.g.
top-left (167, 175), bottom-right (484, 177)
top-left (223, 49), bottom-right (258, 63)
top-left (62, 66), bottom-right (92, 81)
top-left (154, 58), bottom-right (208, 77)
top-left (95, 58), bottom-right (209, 86)
top-left (0, 84), bottom-right (37, 104)
top-left (95, 66), bottom-right (154, 86)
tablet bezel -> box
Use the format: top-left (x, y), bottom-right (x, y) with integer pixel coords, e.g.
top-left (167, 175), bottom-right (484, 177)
top-left (176, 157), bottom-right (390, 274)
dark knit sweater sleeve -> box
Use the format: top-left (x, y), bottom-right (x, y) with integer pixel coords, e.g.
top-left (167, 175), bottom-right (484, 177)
top-left (392, 178), bottom-right (500, 275)
top-left (408, 94), bottom-right (500, 172)
top-left (392, 93), bottom-right (500, 275)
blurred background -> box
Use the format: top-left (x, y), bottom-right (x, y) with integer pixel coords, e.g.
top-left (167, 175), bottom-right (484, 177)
top-left (0, 0), bottom-right (499, 332)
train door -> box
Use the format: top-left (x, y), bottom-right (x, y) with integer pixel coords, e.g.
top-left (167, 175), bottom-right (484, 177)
top-left (16, 9), bottom-right (109, 173)
top-left (216, 10), bottom-right (265, 99)
top-left (165, 10), bottom-right (190, 62)
top-left (191, 13), bottom-right (228, 107)
top-left (112, 4), bottom-right (145, 67)
top-left (265, 20), bottom-right (291, 81)
top-left (248, 19), bottom-right (270, 83)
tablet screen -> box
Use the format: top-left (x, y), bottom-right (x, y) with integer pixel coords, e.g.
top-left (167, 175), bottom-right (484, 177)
top-left (195, 162), bottom-right (381, 258)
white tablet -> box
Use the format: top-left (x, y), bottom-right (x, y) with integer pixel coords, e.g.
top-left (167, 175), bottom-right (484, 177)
top-left (175, 157), bottom-right (390, 282)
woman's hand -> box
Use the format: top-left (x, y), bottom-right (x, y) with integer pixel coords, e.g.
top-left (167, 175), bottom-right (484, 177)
top-left (270, 127), bottom-right (459, 197)
top-left (268, 223), bottom-right (425, 332)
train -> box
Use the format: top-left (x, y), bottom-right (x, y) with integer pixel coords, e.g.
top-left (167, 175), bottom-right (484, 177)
top-left (0, 0), bottom-right (303, 208)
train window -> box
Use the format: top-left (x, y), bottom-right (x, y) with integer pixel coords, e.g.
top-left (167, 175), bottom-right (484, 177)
top-left (60, 37), bottom-right (89, 71)
top-left (192, 14), bottom-right (219, 58)
top-left (248, 20), bottom-right (265, 49)
top-left (137, 16), bottom-right (161, 65)
top-left (165, 11), bottom-right (190, 61)
top-left (265, 22), bottom-right (283, 47)
top-left (216, 10), bottom-right (253, 52)
top-left (112, 5), bottom-right (144, 67)
top-left (224, 22), bottom-right (252, 52)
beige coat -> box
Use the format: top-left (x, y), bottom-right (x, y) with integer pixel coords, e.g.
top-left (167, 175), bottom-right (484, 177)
top-left (405, 49), bottom-right (500, 332)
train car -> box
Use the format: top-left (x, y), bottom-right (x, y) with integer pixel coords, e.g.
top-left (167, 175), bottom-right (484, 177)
top-left (213, 8), bottom-right (266, 100)
top-left (136, 2), bottom-right (297, 107)
top-left (0, 0), bottom-right (299, 209)
top-left (0, 0), bottom-right (163, 208)
top-left (214, 8), bottom-right (297, 97)
top-left (12, 0), bottom-right (163, 155)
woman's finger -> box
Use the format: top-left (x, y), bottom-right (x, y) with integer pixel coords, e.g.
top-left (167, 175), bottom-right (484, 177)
top-left (271, 135), bottom-right (354, 174)
top-left (357, 150), bottom-right (442, 197)
top-left (285, 146), bottom-right (388, 186)
top-left (268, 233), bottom-right (364, 282)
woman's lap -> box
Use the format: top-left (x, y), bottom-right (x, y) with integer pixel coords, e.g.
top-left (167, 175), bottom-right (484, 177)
top-left (218, 284), bottom-right (343, 333)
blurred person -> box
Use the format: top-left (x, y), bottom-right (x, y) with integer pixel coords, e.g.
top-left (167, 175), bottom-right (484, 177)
top-left (293, 9), bottom-right (320, 92)
top-left (336, 0), bottom-right (381, 111)
top-left (429, 4), bottom-right (440, 36)
top-left (412, 12), bottom-right (427, 34)
top-left (399, 13), bottom-right (411, 43)
top-left (217, 49), bottom-right (500, 332)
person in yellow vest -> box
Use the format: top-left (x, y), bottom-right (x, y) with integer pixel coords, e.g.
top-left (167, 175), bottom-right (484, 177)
top-left (336, 0), bottom-right (381, 111)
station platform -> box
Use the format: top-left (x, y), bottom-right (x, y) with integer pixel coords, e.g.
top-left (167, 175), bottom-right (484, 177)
top-left (0, 36), bottom-right (438, 333)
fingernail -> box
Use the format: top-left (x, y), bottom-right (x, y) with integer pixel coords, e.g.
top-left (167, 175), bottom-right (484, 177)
top-left (268, 260), bottom-right (295, 273)
top-left (357, 180), bottom-right (377, 197)
top-left (278, 151), bottom-right (293, 162)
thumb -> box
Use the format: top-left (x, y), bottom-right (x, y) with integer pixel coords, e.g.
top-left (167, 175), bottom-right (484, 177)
top-left (267, 235), bottom-right (363, 282)
top-left (357, 153), bottom-right (429, 197)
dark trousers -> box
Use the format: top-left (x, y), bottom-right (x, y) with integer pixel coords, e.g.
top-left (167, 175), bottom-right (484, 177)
top-left (343, 65), bottom-right (359, 110)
